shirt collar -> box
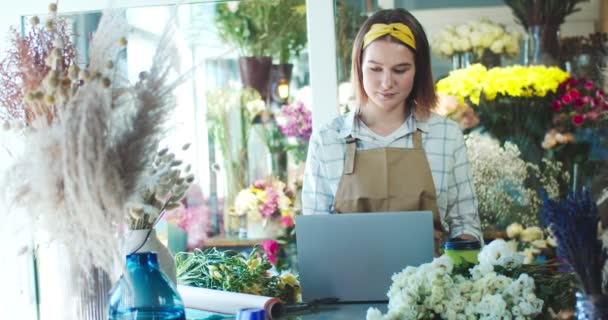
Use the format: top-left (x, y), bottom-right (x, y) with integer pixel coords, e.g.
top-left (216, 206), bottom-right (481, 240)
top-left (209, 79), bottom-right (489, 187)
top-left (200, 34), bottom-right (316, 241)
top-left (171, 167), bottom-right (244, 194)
top-left (337, 108), bottom-right (429, 140)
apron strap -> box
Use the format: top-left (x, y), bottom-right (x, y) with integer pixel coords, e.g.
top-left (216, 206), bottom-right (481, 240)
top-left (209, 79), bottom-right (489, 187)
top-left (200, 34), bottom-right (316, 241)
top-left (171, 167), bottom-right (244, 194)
top-left (344, 136), bottom-right (357, 175)
top-left (412, 130), bottom-right (423, 149)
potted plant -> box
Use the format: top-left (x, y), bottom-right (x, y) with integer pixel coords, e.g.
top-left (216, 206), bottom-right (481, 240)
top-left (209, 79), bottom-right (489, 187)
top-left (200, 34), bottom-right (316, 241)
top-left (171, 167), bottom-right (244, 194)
top-left (215, 0), bottom-right (306, 100)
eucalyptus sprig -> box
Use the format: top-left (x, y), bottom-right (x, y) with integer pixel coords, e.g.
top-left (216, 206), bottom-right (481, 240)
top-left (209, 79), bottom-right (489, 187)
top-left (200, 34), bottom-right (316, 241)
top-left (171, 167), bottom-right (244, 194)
top-left (176, 247), bottom-right (300, 304)
top-left (126, 143), bottom-right (194, 229)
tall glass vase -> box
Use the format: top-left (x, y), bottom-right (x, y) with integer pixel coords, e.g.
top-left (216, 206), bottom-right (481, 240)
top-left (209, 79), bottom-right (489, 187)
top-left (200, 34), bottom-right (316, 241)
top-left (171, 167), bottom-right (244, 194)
top-left (524, 24), bottom-right (561, 66)
top-left (451, 51), bottom-right (473, 70)
top-left (271, 150), bottom-right (288, 182)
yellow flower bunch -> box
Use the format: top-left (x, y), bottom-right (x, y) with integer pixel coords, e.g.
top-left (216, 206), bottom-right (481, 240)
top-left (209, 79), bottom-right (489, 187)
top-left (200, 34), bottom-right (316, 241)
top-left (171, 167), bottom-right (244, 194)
top-left (436, 64), bottom-right (569, 106)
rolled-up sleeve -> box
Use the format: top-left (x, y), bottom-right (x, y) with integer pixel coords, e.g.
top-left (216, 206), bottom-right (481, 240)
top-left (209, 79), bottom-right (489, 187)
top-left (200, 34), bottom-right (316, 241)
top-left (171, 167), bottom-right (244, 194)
top-left (445, 130), bottom-right (483, 241)
top-left (302, 131), bottom-right (334, 215)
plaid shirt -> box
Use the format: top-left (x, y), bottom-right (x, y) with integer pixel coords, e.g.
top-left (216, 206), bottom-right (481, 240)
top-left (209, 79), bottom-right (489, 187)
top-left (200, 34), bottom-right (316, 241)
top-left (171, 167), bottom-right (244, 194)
top-left (302, 111), bottom-right (482, 240)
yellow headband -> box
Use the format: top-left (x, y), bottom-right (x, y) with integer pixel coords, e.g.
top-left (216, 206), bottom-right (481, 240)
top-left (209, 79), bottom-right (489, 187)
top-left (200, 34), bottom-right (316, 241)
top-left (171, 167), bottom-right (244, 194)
top-left (362, 23), bottom-right (416, 50)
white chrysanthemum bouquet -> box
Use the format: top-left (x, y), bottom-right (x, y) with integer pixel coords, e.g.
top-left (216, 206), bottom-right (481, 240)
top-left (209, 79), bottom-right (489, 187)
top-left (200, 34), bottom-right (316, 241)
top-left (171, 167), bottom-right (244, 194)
top-left (366, 240), bottom-right (544, 320)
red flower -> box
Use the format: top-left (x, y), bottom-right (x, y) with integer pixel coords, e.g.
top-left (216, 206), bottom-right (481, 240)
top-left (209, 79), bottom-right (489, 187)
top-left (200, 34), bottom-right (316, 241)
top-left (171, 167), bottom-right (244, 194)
top-left (569, 89), bottom-right (580, 99)
top-left (584, 81), bottom-right (594, 91)
top-left (597, 89), bottom-right (605, 97)
top-left (568, 77), bottom-right (577, 87)
top-left (261, 239), bottom-right (279, 265)
top-left (591, 98), bottom-right (600, 108)
top-left (562, 94), bottom-right (572, 104)
top-left (281, 215), bottom-right (294, 227)
top-left (552, 100), bottom-right (562, 111)
top-left (572, 114), bottom-right (585, 126)
top-left (574, 98), bottom-right (585, 108)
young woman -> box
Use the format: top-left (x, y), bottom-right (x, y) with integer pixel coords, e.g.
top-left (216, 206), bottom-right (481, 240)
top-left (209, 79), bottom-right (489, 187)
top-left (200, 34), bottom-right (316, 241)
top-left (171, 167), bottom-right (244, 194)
top-left (302, 8), bottom-right (482, 250)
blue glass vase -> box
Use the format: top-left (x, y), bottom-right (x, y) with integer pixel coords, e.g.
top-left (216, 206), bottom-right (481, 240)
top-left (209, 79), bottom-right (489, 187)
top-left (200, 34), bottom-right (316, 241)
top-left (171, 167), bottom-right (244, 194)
top-left (108, 252), bottom-right (186, 320)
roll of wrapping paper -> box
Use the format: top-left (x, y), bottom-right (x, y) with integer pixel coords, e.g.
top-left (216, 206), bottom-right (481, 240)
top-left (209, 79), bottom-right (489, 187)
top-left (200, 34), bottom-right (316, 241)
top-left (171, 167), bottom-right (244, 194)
top-left (177, 285), bottom-right (285, 319)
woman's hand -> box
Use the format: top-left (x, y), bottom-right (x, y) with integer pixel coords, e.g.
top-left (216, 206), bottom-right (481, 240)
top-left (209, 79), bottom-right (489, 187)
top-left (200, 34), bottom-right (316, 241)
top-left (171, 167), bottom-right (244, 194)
top-left (455, 233), bottom-right (477, 241)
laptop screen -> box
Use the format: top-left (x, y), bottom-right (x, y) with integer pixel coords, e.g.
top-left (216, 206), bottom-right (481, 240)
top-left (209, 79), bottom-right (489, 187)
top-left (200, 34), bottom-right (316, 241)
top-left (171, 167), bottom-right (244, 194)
top-left (295, 211), bottom-right (434, 302)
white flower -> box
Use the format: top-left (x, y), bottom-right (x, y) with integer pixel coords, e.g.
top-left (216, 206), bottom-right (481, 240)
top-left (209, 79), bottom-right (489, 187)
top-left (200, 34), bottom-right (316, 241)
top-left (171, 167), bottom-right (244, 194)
top-left (226, 1), bottom-right (239, 12)
top-left (530, 239), bottom-right (547, 249)
top-left (475, 294), bottom-right (507, 316)
top-left (520, 226), bottom-right (543, 242)
top-left (471, 262), bottom-right (494, 280)
top-left (439, 42), bottom-right (454, 56)
top-left (506, 223), bottom-right (524, 238)
top-left (477, 239), bottom-right (510, 266)
top-left (366, 308), bottom-right (384, 320)
top-left (245, 99), bottom-right (265, 119)
top-left (489, 39), bottom-right (504, 54)
top-left (233, 189), bottom-right (258, 217)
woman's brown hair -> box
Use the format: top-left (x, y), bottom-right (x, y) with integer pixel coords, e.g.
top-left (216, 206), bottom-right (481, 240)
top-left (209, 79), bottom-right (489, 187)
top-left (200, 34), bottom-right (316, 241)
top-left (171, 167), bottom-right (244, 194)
top-left (351, 8), bottom-right (437, 119)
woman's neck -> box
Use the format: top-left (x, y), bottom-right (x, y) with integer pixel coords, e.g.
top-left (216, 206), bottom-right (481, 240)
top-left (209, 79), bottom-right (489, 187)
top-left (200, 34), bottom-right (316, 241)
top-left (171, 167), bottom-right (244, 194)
top-left (359, 104), bottom-right (409, 137)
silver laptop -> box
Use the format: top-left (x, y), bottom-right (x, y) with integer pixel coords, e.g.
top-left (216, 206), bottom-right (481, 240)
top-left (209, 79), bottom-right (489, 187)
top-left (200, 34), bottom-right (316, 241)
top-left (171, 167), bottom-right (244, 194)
top-left (295, 211), bottom-right (434, 302)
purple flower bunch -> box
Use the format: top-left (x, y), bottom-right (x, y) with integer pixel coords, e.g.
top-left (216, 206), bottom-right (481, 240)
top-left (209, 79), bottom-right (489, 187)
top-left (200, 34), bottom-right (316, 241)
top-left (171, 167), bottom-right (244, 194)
top-left (276, 101), bottom-right (312, 142)
top-left (540, 189), bottom-right (606, 295)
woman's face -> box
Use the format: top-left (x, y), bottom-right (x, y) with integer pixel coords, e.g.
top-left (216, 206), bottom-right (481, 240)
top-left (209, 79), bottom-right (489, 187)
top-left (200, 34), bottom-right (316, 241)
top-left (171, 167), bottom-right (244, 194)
top-left (361, 39), bottom-right (416, 113)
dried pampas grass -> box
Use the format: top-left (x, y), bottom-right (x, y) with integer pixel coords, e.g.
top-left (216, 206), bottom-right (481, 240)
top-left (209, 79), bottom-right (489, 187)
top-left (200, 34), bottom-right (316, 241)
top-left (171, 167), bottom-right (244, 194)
top-left (2, 6), bottom-right (182, 283)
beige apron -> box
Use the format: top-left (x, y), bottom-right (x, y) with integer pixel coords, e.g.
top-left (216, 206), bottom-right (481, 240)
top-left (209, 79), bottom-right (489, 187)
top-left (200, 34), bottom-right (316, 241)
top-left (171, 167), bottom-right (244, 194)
top-left (333, 130), bottom-right (446, 255)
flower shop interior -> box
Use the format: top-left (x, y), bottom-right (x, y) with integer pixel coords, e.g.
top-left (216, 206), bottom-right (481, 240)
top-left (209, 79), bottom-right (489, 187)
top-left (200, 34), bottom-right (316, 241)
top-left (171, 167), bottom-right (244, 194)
top-left (1, 0), bottom-right (608, 319)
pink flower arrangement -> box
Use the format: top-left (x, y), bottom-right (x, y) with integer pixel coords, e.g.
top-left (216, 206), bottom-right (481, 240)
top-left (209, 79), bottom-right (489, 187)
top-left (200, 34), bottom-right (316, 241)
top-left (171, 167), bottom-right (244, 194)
top-left (552, 76), bottom-right (607, 129)
top-left (233, 177), bottom-right (296, 228)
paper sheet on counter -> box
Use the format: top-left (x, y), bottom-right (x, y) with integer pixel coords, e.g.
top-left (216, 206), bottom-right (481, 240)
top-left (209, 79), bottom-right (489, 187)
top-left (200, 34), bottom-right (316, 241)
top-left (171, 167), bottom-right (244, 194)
top-left (178, 285), bottom-right (284, 319)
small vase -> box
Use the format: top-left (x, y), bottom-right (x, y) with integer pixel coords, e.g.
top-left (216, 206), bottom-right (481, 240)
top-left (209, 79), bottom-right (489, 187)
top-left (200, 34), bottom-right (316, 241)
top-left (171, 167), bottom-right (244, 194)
top-left (108, 252), bottom-right (186, 320)
top-left (124, 229), bottom-right (177, 285)
top-left (576, 292), bottom-right (608, 319)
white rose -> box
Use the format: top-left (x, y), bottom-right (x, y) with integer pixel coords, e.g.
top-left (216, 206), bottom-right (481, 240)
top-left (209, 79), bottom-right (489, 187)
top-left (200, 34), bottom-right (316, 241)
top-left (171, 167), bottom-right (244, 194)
top-left (226, 1), bottom-right (239, 12)
top-left (489, 39), bottom-right (505, 54)
top-left (439, 42), bottom-right (454, 56)
top-left (456, 24), bottom-right (472, 38)
top-left (469, 31), bottom-right (483, 48)
top-left (480, 33), bottom-right (494, 49)
top-left (460, 38), bottom-right (472, 51)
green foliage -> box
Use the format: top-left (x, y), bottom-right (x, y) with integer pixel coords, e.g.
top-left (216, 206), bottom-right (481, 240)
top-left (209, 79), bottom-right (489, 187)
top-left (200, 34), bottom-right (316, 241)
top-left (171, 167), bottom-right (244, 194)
top-left (176, 247), bottom-right (300, 304)
top-left (215, 0), bottom-right (307, 62)
top-left (335, 0), bottom-right (366, 82)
